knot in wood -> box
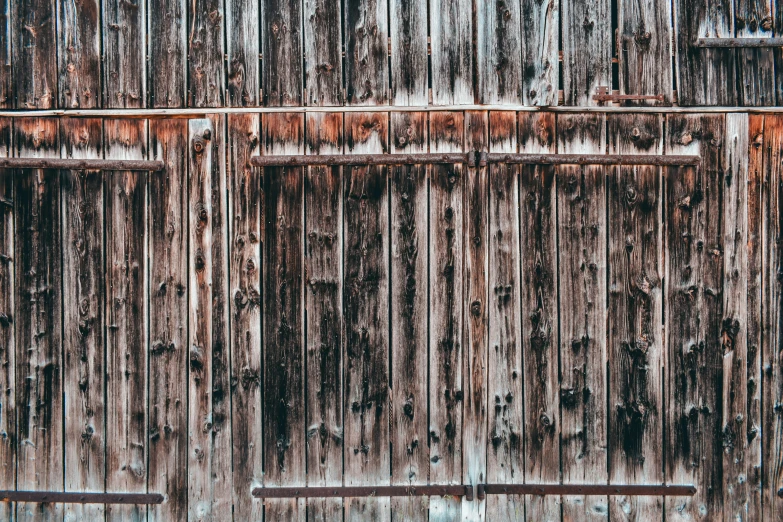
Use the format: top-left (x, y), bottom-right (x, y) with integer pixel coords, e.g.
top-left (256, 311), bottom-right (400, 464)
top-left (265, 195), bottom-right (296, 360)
top-left (761, 16), bottom-right (773, 31)
top-left (582, 17), bottom-right (594, 30)
top-left (679, 132), bottom-right (693, 146)
top-left (192, 136), bottom-right (206, 154)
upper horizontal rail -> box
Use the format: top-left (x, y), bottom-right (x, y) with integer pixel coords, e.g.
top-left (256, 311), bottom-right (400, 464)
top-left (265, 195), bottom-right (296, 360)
top-left (251, 153), bottom-right (700, 167)
top-left (0, 491), bottom-right (165, 504)
top-left (0, 158), bottom-right (165, 171)
top-left (694, 37), bottom-right (783, 48)
top-left (252, 485), bottom-right (472, 500)
top-left (478, 484), bottom-right (697, 498)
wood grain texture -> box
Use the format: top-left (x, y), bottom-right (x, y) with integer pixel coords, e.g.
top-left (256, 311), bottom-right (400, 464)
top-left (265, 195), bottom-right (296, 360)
top-left (776, 4), bottom-right (783, 105)
top-left (390, 0), bottom-right (428, 105)
top-left (57, 0), bottom-right (100, 108)
top-left (556, 113), bottom-right (608, 520)
top-left (104, 119), bottom-right (148, 522)
top-left (475, 0), bottom-right (522, 104)
top-left (518, 112), bottom-right (560, 522)
top-left (762, 114), bottom-right (783, 521)
top-left (390, 112), bottom-right (428, 521)
top-left (428, 0), bottom-right (472, 105)
top-left (263, 0), bottom-right (303, 106)
top-left (305, 112), bottom-right (343, 522)
top-left (0, 118), bottom-right (13, 521)
top-left (13, 0), bottom-right (57, 108)
top-left (665, 114), bottom-right (726, 522)
top-left (188, 117), bottom-right (232, 521)
top-left (262, 112), bottom-right (306, 520)
top-left (735, 0), bottom-right (774, 106)
top-left (14, 118), bottom-right (62, 522)
top-left (606, 114), bottom-right (663, 522)
top-left (148, 119), bottom-right (189, 522)
top-left (618, 0), bottom-right (672, 105)
top-left (462, 110), bottom-right (488, 522)
top-left (429, 111), bottom-right (464, 522)
top-left (188, 0), bottom-right (225, 107)
top-left (0, 0), bottom-right (9, 108)
top-left (673, 0), bottom-right (736, 105)
top-left (344, 0), bottom-right (389, 105)
top-left (102, 0), bottom-right (146, 108)
top-left (486, 111), bottom-right (523, 521)
top-left (520, 0), bottom-right (558, 106)
top-left (304, 0), bottom-right (342, 106)
top-left (228, 114), bottom-right (262, 521)
top-left (227, 0), bottom-right (259, 106)
top-left (343, 112), bottom-right (390, 522)
top-left (60, 118), bottom-right (105, 521)
top-left (149, 0), bottom-right (186, 107)
top-left (562, 0), bottom-right (611, 106)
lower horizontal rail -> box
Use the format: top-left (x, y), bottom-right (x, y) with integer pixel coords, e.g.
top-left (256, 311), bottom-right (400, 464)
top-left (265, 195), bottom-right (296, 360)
top-left (0, 158), bottom-right (166, 171)
top-left (477, 484), bottom-right (697, 500)
top-left (252, 485), bottom-right (473, 501)
top-left (0, 491), bottom-right (164, 504)
top-left (694, 37), bottom-right (783, 48)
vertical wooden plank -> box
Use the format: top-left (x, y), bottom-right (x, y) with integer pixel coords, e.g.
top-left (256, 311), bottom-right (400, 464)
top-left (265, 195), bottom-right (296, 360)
top-left (344, 0), bottom-right (389, 105)
top-left (263, 0), bottom-right (303, 106)
top-left (429, 111), bottom-right (464, 522)
top-left (227, 0), bottom-right (259, 106)
top-left (606, 114), bottom-right (664, 522)
top-left (263, 112), bottom-right (306, 520)
top-left (389, 112), bottom-right (428, 521)
top-left (303, 0), bottom-right (343, 106)
top-left (104, 119), bottom-right (148, 522)
top-left (746, 115), bottom-right (763, 522)
top-left (428, 0), bottom-right (472, 105)
top-left (665, 114), bottom-right (726, 522)
top-left (0, 0), bottom-right (9, 108)
top-left (520, 0), bottom-right (558, 105)
top-left (673, 0), bottom-right (736, 106)
top-left (187, 117), bottom-right (231, 520)
top-left (556, 113), bottom-right (608, 520)
top-left (14, 118), bottom-right (62, 522)
top-left (618, 0), bottom-right (673, 105)
top-left (229, 114), bottom-right (262, 521)
top-left (343, 112), bottom-right (390, 522)
top-left (189, 0), bottom-right (225, 107)
top-left (475, 0), bottom-right (522, 104)
top-left (12, 0), bottom-right (57, 108)
top-left (762, 114), bottom-right (783, 521)
top-left (57, 0), bottom-right (101, 108)
top-left (462, 110), bottom-right (488, 522)
top-left (148, 119), bottom-right (189, 522)
top-left (389, 0), bottom-right (428, 105)
top-left (735, 0), bottom-right (774, 105)
top-left (518, 112), bottom-right (560, 522)
top-left (561, 0), bottom-right (611, 106)
top-left (61, 118), bottom-right (105, 521)
top-left (149, 0), bottom-right (187, 107)
top-left (304, 112), bottom-right (343, 522)
top-left (486, 111), bottom-right (523, 521)
top-left (0, 118), bottom-right (13, 521)
top-left (102, 0), bottom-right (146, 107)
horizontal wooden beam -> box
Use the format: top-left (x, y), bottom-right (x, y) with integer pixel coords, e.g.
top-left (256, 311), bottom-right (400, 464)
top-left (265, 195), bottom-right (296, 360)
top-left (252, 485), bottom-right (473, 500)
top-left (0, 158), bottom-right (165, 171)
top-left (0, 491), bottom-right (165, 504)
top-left (477, 484), bottom-right (698, 499)
top-left (694, 37), bottom-right (783, 48)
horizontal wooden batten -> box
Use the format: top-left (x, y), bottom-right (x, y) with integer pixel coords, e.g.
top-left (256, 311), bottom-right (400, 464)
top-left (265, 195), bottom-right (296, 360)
top-left (252, 486), bottom-right (473, 500)
top-left (0, 491), bottom-right (165, 504)
top-left (694, 38), bottom-right (783, 48)
top-left (477, 484), bottom-right (697, 498)
top-left (0, 159), bottom-right (165, 171)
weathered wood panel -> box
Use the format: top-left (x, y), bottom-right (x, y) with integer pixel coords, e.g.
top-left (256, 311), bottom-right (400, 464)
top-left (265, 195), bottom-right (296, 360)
top-left (389, 112), bottom-right (428, 521)
top-left (486, 111), bottom-right (523, 521)
top-left (390, 0), bottom-right (428, 105)
top-left (428, 0), bottom-right (472, 105)
top-left (0, 1), bottom-right (9, 108)
top-left (462, 110), bottom-right (488, 522)
top-left (14, 118), bottom-right (62, 522)
top-left (227, 0), bottom-right (259, 106)
top-left (149, 0), bottom-right (186, 107)
top-left (148, 119), bottom-right (189, 522)
top-left (263, 0), bottom-right (303, 106)
top-left (518, 112), bottom-right (559, 522)
top-left (556, 113), bottom-right (608, 520)
top-left (618, 0), bottom-right (672, 105)
top-left (188, 0), bottom-right (225, 107)
top-left (13, 0), bottom-right (57, 108)
top-left (429, 111), bottom-right (464, 522)
top-left (520, 0), bottom-right (558, 106)
top-left (304, 112), bottom-right (343, 522)
top-left (665, 114), bottom-right (726, 522)
top-left (562, 0), bottom-right (611, 106)
top-left (344, 0), bottom-right (389, 105)
top-left (303, 0), bottom-right (342, 106)
top-left (475, 0), bottom-right (522, 104)
top-left (104, 119), bottom-right (148, 522)
top-left (60, 118), bottom-right (105, 521)
top-left (57, 0), bottom-right (100, 108)
top-left (0, 118), bottom-right (13, 521)
top-left (735, 0), bottom-right (774, 106)
top-left (102, 0), bottom-right (146, 107)
top-left (606, 114), bottom-right (663, 522)
top-left (263, 112), bottom-right (306, 520)
top-left (343, 112), bottom-right (390, 522)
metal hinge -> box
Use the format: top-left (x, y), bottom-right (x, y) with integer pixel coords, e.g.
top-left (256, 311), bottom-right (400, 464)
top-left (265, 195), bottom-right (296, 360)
top-left (593, 86), bottom-right (664, 104)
